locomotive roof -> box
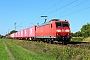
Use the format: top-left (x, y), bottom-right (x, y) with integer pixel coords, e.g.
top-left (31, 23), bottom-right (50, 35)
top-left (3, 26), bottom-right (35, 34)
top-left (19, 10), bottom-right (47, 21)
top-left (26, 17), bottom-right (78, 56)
top-left (49, 19), bottom-right (68, 22)
top-left (38, 22), bottom-right (50, 27)
top-left (38, 19), bottom-right (68, 27)
top-left (49, 19), bottom-right (60, 22)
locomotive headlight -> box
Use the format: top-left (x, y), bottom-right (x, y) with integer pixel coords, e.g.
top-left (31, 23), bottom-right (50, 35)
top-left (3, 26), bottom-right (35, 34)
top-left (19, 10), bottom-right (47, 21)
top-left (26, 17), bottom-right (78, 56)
top-left (65, 30), bottom-right (70, 32)
top-left (56, 30), bottom-right (61, 32)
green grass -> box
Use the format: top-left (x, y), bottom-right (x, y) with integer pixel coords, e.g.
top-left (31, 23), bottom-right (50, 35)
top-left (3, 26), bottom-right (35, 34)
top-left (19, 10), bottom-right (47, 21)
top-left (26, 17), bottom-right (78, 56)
top-left (71, 37), bottom-right (84, 42)
top-left (3, 39), bottom-right (55, 60)
top-left (3, 39), bottom-right (41, 60)
top-left (11, 39), bottom-right (90, 60)
top-left (83, 37), bottom-right (90, 42)
top-left (2, 38), bottom-right (90, 60)
top-left (0, 39), bottom-right (9, 60)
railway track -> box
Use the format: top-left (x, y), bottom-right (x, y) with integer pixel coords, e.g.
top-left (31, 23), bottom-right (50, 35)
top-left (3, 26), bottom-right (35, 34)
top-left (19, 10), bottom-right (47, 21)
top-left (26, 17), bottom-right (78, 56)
top-left (10, 38), bottom-right (90, 49)
top-left (68, 41), bottom-right (90, 46)
top-left (63, 41), bottom-right (90, 49)
top-left (51, 41), bottom-right (90, 49)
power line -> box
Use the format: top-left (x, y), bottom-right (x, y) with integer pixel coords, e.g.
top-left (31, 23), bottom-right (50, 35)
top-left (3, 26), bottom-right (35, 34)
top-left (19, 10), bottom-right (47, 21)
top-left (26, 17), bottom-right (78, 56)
top-left (32, 0), bottom-right (78, 24)
top-left (14, 22), bottom-right (23, 31)
top-left (59, 7), bottom-right (90, 18)
top-left (58, 0), bottom-right (88, 15)
top-left (47, 0), bottom-right (78, 15)
top-left (32, 0), bottom-right (63, 23)
top-left (41, 0), bottom-right (62, 14)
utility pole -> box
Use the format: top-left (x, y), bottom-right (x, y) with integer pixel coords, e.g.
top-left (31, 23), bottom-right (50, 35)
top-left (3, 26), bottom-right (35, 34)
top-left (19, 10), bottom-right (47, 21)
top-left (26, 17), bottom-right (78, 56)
top-left (8, 29), bottom-right (10, 34)
top-left (14, 22), bottom-right (16, 31)
top-left (41, 16), bottom-right (47, 23)
top-left (37, 23), bottom-right (39, 26)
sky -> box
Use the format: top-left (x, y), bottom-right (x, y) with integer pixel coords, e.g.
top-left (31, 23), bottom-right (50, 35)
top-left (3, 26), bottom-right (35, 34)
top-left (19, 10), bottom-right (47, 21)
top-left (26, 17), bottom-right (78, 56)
top-left (0, 0), bottom-right (90, 35)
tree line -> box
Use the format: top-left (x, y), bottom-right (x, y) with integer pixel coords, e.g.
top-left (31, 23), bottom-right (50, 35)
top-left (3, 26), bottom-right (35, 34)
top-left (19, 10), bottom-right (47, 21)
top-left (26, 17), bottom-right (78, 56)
top-left (5, 30), bottom-right (17, 36)
top-left (71, 23), bottom-right (90, 38)
top-left (0, 30), bottom-right (17, 38)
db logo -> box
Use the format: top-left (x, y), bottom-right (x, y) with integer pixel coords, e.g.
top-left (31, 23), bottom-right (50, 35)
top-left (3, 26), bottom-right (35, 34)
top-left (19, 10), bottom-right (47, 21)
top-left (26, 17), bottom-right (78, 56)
top-left (62, 29), bottom-right (64, 32)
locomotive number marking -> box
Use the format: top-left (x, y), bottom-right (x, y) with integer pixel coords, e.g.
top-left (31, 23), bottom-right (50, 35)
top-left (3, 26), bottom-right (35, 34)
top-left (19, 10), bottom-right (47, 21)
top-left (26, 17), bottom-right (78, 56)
top-left (62, 29), bottom-right (64, 32)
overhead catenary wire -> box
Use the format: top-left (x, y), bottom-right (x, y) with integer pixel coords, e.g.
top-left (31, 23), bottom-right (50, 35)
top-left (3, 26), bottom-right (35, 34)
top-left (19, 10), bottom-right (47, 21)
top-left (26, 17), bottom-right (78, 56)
top-left (47, 0), bottom-right (78, 15)
top-left (33, 0), bottom-right (78, 23)
top-left (41, 0), bottom-right (62, 14)
top-left (32, 0), bottom-right (63, 24)
top-left (29, 0), bottom-right (88, 26)
top-left (59, 7), bottom-right (90, 18)
top-left (58, 0), bottom-right (88, 15)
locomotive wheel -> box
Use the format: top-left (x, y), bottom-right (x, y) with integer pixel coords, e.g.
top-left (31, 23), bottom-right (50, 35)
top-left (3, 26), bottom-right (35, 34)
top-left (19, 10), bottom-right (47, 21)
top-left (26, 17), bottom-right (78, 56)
top-left (49, 40), bottom-right (53, 44)
top-left (46, 39), bottom-right (49, 43)
top-left (63, 40), bottom-right (70, 45)
top-left (62, 41), bottom-right (67, 45)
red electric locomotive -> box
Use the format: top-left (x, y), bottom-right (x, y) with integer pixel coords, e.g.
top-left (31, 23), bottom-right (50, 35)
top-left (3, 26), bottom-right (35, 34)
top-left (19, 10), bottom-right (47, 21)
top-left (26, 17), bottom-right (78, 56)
top-left (36, 19), bottom-right (71, 44)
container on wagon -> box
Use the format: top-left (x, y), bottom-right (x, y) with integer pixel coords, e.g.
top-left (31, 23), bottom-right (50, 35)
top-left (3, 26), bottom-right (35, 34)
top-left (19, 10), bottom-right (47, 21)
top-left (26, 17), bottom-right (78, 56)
top-left (17, 31), bottom-right (21, 38)
top-left (28, 26), bottom-right (36, 37)
top-left (11, 33), bottom-right (14, 38)
top-left (15, 32), bottom-right (18, 38)
top-left (23, 28), bottom-right (29, 38)
top-left (20, 30), bottom-right (24, 38)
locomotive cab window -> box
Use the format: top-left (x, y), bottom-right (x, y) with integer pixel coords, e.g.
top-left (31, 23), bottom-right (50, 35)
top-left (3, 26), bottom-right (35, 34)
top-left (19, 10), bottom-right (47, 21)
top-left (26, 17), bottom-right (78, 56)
top-left (50, 24), bottom-right (52, 28)
top-left (56, 22), bottom-right (69, 28)
top-left (56, 22), bottom-right (61, 28)
top-left (62, 22), bottom-right (69, 27)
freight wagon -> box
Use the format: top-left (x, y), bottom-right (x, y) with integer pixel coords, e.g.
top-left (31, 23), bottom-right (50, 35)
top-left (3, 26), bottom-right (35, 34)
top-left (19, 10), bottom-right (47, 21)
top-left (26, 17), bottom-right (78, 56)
top-left (10, 26), bottom-right (36, 40)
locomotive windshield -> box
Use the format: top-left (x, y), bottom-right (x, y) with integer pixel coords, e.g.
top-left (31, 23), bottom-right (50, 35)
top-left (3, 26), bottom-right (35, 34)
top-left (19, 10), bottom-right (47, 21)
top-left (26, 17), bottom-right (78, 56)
top-left (56, 22), bottom-right (62, 28)
top-left (56, 22), bottom-right (69, 28)
top-left (62, 22), bottom-right (69, 27)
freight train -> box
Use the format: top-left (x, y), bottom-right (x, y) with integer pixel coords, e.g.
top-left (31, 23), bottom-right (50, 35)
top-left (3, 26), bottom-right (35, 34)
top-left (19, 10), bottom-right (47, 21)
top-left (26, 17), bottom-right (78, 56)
top-left (6, 19), bottom-right (71, 44)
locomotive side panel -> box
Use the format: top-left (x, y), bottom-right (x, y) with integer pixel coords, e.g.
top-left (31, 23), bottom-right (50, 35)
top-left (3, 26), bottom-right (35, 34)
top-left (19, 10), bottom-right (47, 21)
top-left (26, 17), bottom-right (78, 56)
top-left (36, 22), bottom-right (57, 38)
top-left (36, 24), bottom-right (53, 38)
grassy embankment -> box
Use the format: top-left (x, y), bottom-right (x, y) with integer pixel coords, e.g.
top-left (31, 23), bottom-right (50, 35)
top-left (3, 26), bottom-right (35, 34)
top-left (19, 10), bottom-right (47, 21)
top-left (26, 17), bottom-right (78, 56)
top-left (71, 37), bottom-right (90, 42)
top-left (3, 39), bottom-right (55, 60)
top-left (0, 39), bottom-right (9, 60)
top-left (4, 38), bottom-right (90, 60)
top-left (71, 37), bottom-right (84, 42)
top-left (1, 38), bottom-right (90, 60)
top-left (83, 37), bottom-right (90, 42)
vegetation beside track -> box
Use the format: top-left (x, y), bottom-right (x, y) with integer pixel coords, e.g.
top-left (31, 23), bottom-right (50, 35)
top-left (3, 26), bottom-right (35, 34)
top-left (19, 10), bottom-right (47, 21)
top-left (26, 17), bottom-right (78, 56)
top-left (3, 39), bottom-right (55, 60)
top-left (0, 39), bottom-right (9, 60)
top-left (1, 38), bottom-right (90, 60)
top-left (9, 39), bottom-right (90, 60)
top-left (71, 37), bottom-right (84, 42)
top-left (71, 37), bottom-right (90, 42)
top-left (82, 37), bottom-right (90, 42)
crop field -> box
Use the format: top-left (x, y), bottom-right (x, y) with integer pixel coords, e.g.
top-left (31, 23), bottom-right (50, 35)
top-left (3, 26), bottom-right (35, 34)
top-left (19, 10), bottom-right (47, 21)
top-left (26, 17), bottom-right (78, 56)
top-left (0, 38), bottom-right (90, 60)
